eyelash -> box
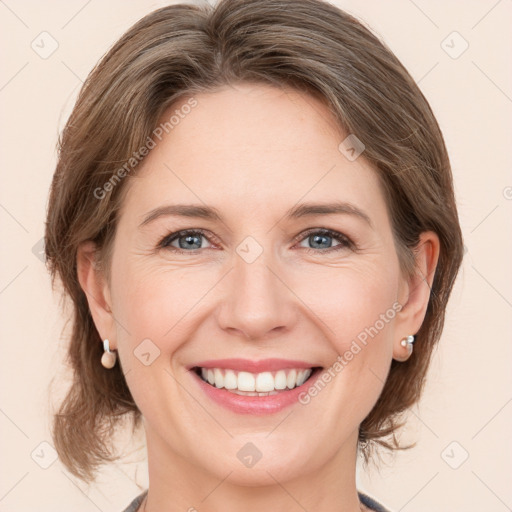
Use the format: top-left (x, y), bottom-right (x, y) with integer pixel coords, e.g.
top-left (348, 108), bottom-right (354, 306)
top-left (157, 228), bottom-right (355, 255)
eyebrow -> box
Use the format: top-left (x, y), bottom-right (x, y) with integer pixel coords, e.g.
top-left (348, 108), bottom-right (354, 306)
top-left (286, 201), bottom-right (372, 228)
top-left (139, 201), bottom-right (373, 229)
top-left (139, 204), bottom-right (223, 227)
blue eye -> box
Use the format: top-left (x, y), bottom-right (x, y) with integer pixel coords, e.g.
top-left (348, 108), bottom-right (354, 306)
top-left (158, 228), bottom-right (353, 254)
top-left (295, 228), bottom-right (353, 253)
top-left (159, 229), bottom-right (212, 252)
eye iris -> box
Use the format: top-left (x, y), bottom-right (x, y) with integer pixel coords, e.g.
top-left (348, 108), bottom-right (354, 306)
top-left (179, 233), bottom-right (202, 249)
top-left (310, 233), bottom-right (332, 249)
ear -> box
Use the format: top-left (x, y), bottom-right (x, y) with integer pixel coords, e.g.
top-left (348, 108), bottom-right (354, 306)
top-left (393, 231), bottom-right (440, 362)
top-left (76, 241), bottom-right (117, 350)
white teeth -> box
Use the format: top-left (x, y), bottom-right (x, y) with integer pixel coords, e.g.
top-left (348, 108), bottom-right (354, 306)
top-left (198, 367), bottom-right (313, 392)
top-left (255, 372), bottom-right (274, 392)
top-left (296, 369), bottom-right (309, 386)
top-left (223, 370), bottom-right (237, 389)
top-left (237, 371), bottom-right (255, 391)
top-left (214, 368), bottom-right (224, 389)
top-left (231, 390), bottom-right (280, 396)
top-left (274, 370), bottom-right (287, 390)
top-left (286, 369), bottom-right (297, 389)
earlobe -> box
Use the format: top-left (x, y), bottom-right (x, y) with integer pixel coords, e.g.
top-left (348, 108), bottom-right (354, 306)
top-left (393, 231), bottom-right (440, 362)
top-left (76, 241), bottom-right (116, 349)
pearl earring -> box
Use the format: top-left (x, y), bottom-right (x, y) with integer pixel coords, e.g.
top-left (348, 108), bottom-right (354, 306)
top-left (101, 339), bottom-right (117, 369)
top-left (400, 335), bottom-right (415, 349)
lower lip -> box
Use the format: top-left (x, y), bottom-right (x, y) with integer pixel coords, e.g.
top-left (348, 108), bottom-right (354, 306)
top-left (191, 368), bottom-right (322, 415)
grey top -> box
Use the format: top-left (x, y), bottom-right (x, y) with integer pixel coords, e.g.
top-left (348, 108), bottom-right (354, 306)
top-left (122, 489), bottom-right (392, 512)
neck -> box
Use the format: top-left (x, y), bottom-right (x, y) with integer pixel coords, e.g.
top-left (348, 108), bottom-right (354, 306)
top-left (143, 425), bottom-right (364, 512)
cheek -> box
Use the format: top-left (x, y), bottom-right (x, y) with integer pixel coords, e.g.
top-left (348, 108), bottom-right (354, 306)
top-left (113, 270), bottom-right (180, 344)
top-left (302, 266), bottom-right (400, 427)
top-left (109, 264), bottom-right (197, 415)
top-left (111, 257), bottom-right (216, 355)
top-left (309, 260), bottom-right (400, 368)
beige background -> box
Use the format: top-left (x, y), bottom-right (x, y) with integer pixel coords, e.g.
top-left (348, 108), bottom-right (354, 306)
top-left (1, 0), bottom-right (511, 511)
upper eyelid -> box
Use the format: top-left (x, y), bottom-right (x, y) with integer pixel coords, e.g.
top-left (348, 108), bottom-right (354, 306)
top-left (293, 227), bottom-right (351, 242)
top-left (160, 228), bottom-right (217, 247)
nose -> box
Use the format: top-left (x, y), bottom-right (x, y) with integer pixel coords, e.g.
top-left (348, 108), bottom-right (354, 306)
top-left (216, 245), bottom-right (297, 341)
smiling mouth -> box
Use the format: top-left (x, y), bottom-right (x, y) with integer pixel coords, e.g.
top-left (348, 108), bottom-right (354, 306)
top-left (193, 366), bottom-right (323, 396)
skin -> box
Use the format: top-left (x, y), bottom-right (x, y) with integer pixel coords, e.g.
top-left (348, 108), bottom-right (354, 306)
top-left (78, 82), bottom-right (439, 512)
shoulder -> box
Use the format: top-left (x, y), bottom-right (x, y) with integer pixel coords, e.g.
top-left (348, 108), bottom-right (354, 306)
top-left (358, 491), bottom-right (393, 512)
top-left (122, 490), bottom-right (148, 512)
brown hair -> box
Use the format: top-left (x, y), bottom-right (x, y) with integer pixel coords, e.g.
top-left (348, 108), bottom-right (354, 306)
top-left (45, 0), bottom-right (464, 482)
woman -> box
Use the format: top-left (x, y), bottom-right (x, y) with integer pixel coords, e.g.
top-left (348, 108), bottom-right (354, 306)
top-left (44, 0), bottom-right (464, 510)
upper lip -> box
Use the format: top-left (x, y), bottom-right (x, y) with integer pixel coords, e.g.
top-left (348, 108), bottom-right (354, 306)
top-left (188, 358), bottom-right (320, 373)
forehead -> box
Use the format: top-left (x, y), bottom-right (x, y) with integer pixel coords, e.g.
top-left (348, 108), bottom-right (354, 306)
top-left (166, 82), bottom-right (344, 159)
top-left (119, 82), bottom-right (386, 225)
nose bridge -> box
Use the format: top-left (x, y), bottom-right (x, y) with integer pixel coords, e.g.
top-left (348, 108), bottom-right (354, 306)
top-left (217, 235), bottom-right (294, 340)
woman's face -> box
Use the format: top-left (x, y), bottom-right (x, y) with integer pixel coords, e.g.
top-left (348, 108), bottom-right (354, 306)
top-left (97, 82), bottom-right (419, 485)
